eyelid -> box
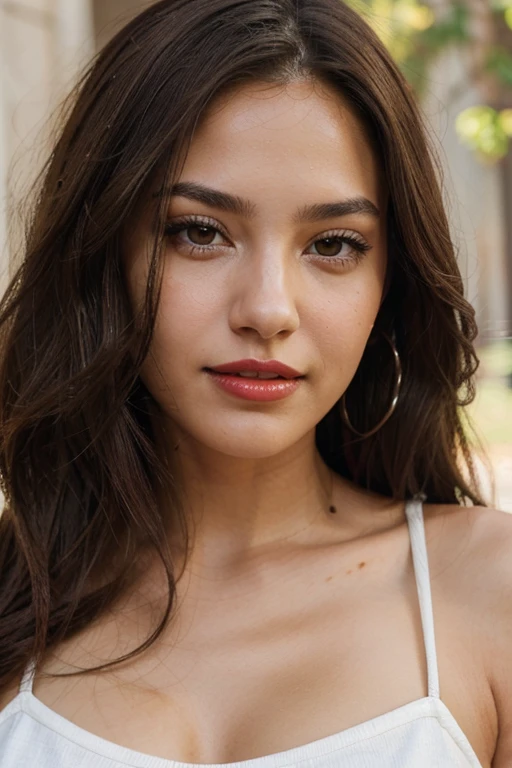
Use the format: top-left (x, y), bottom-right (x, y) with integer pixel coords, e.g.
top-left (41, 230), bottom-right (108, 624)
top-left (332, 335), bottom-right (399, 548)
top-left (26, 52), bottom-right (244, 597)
top-left (167, 214), bottom-right (230, 240)
top-left (307, 228), bottom-right (370, 248)
top-left (166, 215), bottom-right (369, 247)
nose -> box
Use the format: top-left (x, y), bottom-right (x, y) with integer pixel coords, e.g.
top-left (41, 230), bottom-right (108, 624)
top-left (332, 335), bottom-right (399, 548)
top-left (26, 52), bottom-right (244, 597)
top-left (228, 248), bottom-right (300, 340)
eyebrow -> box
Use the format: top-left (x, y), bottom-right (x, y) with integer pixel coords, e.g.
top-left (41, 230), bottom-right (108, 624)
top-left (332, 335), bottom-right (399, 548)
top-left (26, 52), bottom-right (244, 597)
top-left (155, 181), bottom-right (380, 222)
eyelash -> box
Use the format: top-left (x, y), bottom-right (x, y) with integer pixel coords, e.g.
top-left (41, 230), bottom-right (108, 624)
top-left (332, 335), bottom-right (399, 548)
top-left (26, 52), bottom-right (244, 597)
top-left (164, 215), bottom-right (372, 265)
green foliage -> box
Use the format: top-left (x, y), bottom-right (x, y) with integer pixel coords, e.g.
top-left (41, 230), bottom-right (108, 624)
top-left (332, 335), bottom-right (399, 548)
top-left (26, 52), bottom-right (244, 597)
top-left (485, 48), bottom-right (512, 89)
top-left (456, 106), bottom-right (512, 161)
top-left (491, 0), bottom-right (512, 13)
top-left (347, 0), bottom-right (469, 93)
top-left (347, 0), bottom-right (512, 162)
top-left (403, 3), bottom-right (470, 96)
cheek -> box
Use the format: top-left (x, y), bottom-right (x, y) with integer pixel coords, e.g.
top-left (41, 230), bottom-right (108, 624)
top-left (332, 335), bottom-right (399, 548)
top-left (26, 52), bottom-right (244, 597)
top-left (311, 273), bottom-right (384, 377)
top-left (139, 272), bottom-right (216, 393)
top-left (155, 271), bottom-right (217, 345)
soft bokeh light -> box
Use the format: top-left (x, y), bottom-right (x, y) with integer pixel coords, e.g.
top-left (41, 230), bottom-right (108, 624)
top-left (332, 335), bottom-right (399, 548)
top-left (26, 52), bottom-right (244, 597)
top-left (456, 106), bottom-right (510, 161)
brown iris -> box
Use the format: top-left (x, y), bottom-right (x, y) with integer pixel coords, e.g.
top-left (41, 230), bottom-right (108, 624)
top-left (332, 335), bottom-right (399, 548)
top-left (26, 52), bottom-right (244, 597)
top-left (314, 238), bottom-right (343, 257)
top-left (188, 225), bottom-right (217, 245)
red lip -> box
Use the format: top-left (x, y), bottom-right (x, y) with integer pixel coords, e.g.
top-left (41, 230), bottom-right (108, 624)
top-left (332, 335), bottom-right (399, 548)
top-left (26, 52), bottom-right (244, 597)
top-left (207, 359), bottom-right (302, 379)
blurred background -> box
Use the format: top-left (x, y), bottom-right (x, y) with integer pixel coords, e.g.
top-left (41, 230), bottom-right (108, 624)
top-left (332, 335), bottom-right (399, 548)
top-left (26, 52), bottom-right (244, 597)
top-left (0, 0), bottom-right (510, 508)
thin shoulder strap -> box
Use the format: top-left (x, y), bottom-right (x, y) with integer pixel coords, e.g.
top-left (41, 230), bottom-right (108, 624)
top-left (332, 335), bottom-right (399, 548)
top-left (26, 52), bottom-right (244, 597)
top-left (404, 496), bottom-right (440, 699)
top-left (19, 659), bottom-right (36, 694)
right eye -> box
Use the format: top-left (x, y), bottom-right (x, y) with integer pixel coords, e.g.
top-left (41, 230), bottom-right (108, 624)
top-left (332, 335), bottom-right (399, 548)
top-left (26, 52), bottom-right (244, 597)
top-left (164, 217), bottom-right (230, 254)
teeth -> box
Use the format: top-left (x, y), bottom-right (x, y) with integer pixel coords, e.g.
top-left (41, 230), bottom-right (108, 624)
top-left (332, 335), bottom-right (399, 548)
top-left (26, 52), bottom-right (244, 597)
top-left (237, 371), bottom-right (280, 379)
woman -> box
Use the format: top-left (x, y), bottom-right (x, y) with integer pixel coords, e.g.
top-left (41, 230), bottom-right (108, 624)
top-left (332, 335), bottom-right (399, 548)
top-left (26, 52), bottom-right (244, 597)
top-left (0, 0), bottom-right (509, 765)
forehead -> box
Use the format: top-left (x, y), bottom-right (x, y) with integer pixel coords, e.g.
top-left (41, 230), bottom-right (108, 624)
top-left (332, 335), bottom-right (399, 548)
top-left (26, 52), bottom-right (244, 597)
top-left (177, 79), bottom-right (384, 212)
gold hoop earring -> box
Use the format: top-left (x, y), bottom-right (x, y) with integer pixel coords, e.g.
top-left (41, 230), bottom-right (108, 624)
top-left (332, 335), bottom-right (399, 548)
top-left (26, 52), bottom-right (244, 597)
top-left (341, 331), bottom-right (402, 439)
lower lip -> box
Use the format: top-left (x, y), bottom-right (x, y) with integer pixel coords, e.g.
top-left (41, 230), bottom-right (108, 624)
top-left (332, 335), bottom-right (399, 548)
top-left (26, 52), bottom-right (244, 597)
top-left (205, 371), bottom-right (302, 401)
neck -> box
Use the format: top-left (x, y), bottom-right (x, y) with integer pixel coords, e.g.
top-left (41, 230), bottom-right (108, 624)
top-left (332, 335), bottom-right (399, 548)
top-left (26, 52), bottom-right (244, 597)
top-left (156, 425), bottom-right (338, 570)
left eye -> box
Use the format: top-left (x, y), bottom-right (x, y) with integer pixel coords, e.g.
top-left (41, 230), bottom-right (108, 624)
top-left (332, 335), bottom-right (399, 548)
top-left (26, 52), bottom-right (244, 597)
top-left (164, 221), bottom-right (226, 249)
top-left (179, 225), bottom-right (222, 246)
top-left (309, 237), bottom-right (352, 258)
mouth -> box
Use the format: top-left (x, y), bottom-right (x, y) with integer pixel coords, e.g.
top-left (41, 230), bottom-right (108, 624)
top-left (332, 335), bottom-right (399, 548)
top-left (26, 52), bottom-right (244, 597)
top-left (203, 367), bottom-right (304, 402)
top-left (203, 368), bottom-right (305, 380)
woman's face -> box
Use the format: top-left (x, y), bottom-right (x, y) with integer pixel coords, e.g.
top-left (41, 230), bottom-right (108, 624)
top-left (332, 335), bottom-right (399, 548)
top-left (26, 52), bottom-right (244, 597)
top-left (125, 79), bottom-right (388, 460)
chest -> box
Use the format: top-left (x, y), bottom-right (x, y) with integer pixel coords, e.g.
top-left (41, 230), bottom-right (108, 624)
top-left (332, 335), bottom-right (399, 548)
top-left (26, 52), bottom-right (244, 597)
top-left (34, 537), bottom-right (493, 765)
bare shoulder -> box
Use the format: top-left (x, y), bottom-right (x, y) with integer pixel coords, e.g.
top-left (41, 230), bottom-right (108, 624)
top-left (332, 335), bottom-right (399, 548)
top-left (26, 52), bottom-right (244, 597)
top-left (423, 503), bottom-right (512, 586)
top-left (422, 503), bottom-right (512, 613)
top-left (424, 503), bottom-right (512, 766)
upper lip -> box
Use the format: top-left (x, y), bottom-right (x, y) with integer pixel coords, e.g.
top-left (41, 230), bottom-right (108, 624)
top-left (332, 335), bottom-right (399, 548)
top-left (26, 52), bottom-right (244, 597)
top-left (207, 359), bottom-right (303, 379)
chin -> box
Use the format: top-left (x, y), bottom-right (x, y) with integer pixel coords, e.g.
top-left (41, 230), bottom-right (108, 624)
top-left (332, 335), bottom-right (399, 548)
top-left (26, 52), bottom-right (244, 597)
top-left (197, 433), bottom-right (298, 460)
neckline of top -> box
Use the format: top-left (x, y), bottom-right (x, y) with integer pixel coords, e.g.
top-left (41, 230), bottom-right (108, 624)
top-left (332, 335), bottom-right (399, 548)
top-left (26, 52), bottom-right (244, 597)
top-left (5, 690), bottom-right (482, 768)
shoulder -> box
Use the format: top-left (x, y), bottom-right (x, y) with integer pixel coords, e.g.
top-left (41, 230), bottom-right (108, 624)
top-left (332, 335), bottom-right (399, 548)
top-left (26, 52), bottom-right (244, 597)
top-left (425, 504), bottom-right (512, 766)
top-left (424, 503), bottom-right (512, 592)
top-left (422, 503), bottom-right (512, 620)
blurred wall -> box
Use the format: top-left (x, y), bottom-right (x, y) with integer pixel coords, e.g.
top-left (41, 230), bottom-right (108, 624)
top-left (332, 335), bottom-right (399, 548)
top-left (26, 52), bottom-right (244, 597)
top-left (0, 0), bottom-right (94, 288)
top-left (423, 48), bottom-right (510, 341)
top-left (94, 0), bottom-right (147, 50)
top-left (0, 1), bottom-right (55, 291)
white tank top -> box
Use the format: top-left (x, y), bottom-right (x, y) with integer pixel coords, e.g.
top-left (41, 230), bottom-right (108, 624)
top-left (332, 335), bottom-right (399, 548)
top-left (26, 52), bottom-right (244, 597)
top-left (0, 497), bottom-right (483, 767)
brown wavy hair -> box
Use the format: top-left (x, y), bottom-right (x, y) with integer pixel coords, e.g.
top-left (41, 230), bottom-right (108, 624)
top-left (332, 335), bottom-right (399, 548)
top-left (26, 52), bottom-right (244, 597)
top-left (0, 0), bottom-right (486, 692)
